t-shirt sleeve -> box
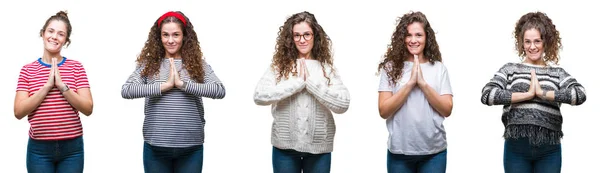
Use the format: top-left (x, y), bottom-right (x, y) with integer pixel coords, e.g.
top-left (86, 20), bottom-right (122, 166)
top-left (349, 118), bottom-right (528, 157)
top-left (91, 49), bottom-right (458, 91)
top-left (439, 64), bottom-right (453, 95)
top-left (16, 65), bottom-right (30, 92)
top-left (74, 62), bottom-right (90, 89)
top-left (378, 69), bottom-right (393, 92)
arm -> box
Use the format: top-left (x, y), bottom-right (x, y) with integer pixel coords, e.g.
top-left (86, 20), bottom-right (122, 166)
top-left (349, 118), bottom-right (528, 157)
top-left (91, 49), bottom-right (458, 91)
top-left (481, 64), bottom-right (535, 105)
top-left (418, 83), bottom-right (453, 117)
top-left (378, 87), bottom-right (414, 119)
top-left (14, 88), bottom-right (53, 120)
top-left (415, 62), bottom-right (453, 117)
top-left (253, 67), bottom-right (306, 105)
top-left (550, 69), bottom-right (586, 105)
top-left (61, 88), bottom-right (93, 116)
top-left (121, 64), bottom-right (162, 99)
top-left (178, 61), bottom-right (226, 99)
top-left (54, 60), bottom-right (93, 116)
top-left (14, 65), bottom-right (54, 119)
top-left (378, 63), bottom-right (418, 119)
top-left (305, 68), bottom-right (351, 114)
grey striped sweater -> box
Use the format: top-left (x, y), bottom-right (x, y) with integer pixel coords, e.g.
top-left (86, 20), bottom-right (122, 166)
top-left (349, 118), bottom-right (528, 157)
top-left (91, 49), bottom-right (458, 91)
top-left (122, 59), bottom-right (225, 148)
top-left (481, 62), bottom-right (586, 145)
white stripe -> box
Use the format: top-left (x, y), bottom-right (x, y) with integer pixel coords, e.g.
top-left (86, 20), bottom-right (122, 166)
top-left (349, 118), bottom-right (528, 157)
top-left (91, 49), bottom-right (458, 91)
top-left (571, 88), bottom-right (576, 105)
top-left (512, 103), bottom-right (560, 115)
top-left (559, 76), bottom-right (574, 86)
top-left (488, 88), bottom-right (497, 105)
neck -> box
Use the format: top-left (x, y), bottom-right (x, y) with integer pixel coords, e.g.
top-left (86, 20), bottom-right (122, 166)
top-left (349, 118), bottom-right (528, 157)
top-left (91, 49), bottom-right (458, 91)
top-left (406, 53), bottom-right (427, 63)
top-left (524, 58), bottom-right (546, 66)
top-left (299, 53), bottom-right (312, 60)
top-left (42, 51), bottom-right (62, 64)
top-left (165, 53), bottom-right (182, 59)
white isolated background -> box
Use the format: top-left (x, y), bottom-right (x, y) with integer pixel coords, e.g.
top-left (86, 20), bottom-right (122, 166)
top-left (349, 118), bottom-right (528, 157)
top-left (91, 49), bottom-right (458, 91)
top-left (0, 0), bottom-right (597, 172)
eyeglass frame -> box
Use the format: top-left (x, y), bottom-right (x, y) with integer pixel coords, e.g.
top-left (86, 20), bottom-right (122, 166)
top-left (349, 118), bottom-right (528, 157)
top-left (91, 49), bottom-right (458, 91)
top-left (293, 32), bottom-right (314, 41)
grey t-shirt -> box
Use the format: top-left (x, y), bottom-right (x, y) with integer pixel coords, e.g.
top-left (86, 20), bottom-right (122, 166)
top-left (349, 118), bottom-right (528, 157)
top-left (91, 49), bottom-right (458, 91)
top-left (379, 61), bottom-right (453, 155)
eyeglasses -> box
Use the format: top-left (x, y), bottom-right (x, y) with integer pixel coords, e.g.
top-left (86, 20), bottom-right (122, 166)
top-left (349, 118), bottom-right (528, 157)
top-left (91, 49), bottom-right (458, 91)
top-left (293, 33), bottom-right (313, 41)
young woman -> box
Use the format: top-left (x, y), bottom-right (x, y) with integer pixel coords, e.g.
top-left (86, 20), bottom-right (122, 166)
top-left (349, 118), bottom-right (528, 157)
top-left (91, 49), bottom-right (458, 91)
top-left (377, 11), bottom-right (453, 173)
top-left (253, 11), bottom-right (351, 173)
top-left (480, 12), bottom-right (586, 173)
top-left (14, 11), bottom-right (94, 173)
top-left (121, 11), bottom-right (226, 173)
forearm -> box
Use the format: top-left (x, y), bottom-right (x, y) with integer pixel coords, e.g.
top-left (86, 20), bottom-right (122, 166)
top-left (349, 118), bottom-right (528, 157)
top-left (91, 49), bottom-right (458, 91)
top-left (254, 77), bottom-right (305, 105)
top-left (182, 81), bottom-right (226, 99)
top-left (14, 87), bottom-right (52, 119)
top-left (121, 83), bottom-right (162, 99)
top-left (379, 85), bottom-right (413, 119)
top-left (62, 89), bottom-right (93, 115)
top-left (539, 90), bottom-right (555, 102)
top-left (305, 78), bottom-right (350, 114)
top-left (419, 83), bottom-right (452, 117)
top-left (511, 92), bottom-right (534, 103)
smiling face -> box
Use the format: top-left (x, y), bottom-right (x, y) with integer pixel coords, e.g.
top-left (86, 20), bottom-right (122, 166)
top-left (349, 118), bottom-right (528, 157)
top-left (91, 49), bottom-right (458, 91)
top-left (405, 22), bottom-right (426, 58)
top-left (42, 20), bottom-right (68, 54)
top-left (161, 22), bottom-right (184, 58)
top-left (293, 22), bottom-right (314, 59)
top-left (523, 28), bottom-right (544, 64)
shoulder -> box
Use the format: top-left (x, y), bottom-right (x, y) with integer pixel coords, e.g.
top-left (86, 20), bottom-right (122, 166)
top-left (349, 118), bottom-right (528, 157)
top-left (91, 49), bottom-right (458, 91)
top-left (64, 58), bottom-right (85, 67)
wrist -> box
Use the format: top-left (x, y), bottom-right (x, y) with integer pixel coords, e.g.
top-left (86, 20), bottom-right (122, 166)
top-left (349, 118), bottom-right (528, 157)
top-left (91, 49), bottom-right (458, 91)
top-left (59, 84), bottom-right (70, 93)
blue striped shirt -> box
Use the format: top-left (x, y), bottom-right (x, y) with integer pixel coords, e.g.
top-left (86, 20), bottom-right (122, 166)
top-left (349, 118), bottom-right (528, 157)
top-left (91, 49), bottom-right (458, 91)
top-left (122, 59), bottom-right (225, 147)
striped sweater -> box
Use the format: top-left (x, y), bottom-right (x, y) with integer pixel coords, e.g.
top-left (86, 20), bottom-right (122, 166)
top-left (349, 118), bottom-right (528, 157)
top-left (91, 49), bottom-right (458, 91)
top-left (121, 59), bottom-right (225, 148)
top-left (254, 60), bottom-right (351, 154)
top-left (481, 62), bottom-right (586, 145)
top-left (17, 58), bottom-right (90, 140)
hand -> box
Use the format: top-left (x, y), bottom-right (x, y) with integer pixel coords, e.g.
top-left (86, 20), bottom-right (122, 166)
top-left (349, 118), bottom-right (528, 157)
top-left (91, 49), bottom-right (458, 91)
top-left (297, 58), bottom-right (310, 81)
top-left (415, 55), bottom-right (427, 87)
top-left (527, 69), bottom-right (537, 99)
top-left (533, 71), bottom-right (544, 98)
top-left (43, 58), bottom-right (56, 89)
top-left (160, 58), bottom-right (175, 92)
top-left (406, 55), bottom-right (418, 87)
top-left (52, 58), bottom-right (67, 90)
top-left (171, 58), bottom-right (184, 89)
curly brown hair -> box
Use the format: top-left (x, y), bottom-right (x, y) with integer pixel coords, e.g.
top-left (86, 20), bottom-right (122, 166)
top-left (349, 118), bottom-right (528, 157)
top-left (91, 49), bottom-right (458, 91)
top-left (514, 12), bottom-right (562, 65)
top-left (136, 11), bottom-right (205, 83)
top-left (40, 11), bottom-right (72, 47)
top-left (377, 11), bottom-right (442, 86)
top-left (272, 11), bottom-right (334, 84)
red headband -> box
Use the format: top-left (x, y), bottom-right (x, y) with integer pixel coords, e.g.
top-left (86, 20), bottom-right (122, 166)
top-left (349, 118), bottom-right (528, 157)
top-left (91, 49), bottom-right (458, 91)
top-left (158, 11), bottom-right (187, 27)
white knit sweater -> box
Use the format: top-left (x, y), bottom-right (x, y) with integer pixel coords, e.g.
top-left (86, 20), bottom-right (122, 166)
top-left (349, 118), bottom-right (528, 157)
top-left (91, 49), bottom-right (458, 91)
top-left (254, 60), bottom-right (351, 154)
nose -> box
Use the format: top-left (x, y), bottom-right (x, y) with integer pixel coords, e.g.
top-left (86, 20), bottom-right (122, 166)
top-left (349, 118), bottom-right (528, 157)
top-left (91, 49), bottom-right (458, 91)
top-left (529, 42), bottom-right (536, 50)
top-left (409, 36), bottom-right (417, 44)
top-left (167, 36), bottom-right (175, 44)
top-left (299, 37), bottom-right (307, 43)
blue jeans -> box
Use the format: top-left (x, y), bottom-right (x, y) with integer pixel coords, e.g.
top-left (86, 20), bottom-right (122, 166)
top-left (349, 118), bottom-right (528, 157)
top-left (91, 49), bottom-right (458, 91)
top-left (272, 146), bottom-right (331, 173)
top-left (504, 138), bottom-right (561, 173)
top-left (387, 149), bottom-right (447, 173)
top-left (143, 142), bottom-right (204, 173)
top-left (26, 136), bottom-right (84, 173)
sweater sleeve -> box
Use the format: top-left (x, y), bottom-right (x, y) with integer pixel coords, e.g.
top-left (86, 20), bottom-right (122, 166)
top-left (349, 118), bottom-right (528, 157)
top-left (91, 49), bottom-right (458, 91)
top-left (182, 60), bottom-right (226, 99)
top-left (481, 63), bottom-right (513, 106)
top-left (253, 67), bottom-right (306, 106)
top-left (121, 64), bottom-right (161, 99)
top-left (554, 68), bottom-right (586, 105)
top-left (305, 66), bottom-right (351, 114)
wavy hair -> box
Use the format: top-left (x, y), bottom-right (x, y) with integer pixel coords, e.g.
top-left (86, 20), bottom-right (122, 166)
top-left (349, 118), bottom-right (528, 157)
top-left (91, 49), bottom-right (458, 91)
top-left (136, 11), bottom-right (205, 83)
top-left (272, 11), bottom-right (334, 84)
top-left (377, 11), bottom-right (442, 86)
top-left (514, 12), bottom-right (562, 65)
